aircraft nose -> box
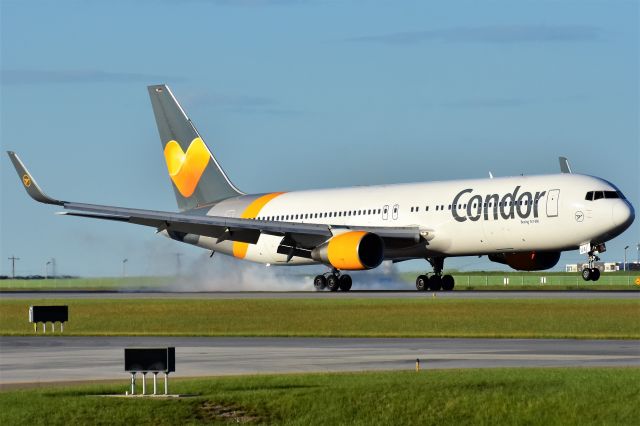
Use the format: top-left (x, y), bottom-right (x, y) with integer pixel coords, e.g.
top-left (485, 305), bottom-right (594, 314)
top-left (612, 201), bottom-right (635, 229)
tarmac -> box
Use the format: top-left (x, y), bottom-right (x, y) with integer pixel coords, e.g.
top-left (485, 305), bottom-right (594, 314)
top-left (1, 336), bottom-right (638, 386)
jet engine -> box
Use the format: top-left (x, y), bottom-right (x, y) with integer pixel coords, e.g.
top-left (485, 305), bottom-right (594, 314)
top-left (488, 251), bottom-right (560, 271)
top-left (311, 231), bottom-right (384, 270)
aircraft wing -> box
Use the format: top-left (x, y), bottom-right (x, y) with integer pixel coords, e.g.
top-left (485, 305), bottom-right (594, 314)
top-left (8, 151), bottom-right (422, 249)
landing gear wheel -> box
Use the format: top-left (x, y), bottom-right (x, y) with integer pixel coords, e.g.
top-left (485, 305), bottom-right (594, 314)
top-left (441, 274), bottom-right (455, 291)
top-left (581, 268), bottom-right (592, 281)
top-left (428, 275), bottom-right (442, 291)
top-left (416, 275), bottom-right (428, 291)
top-left (590, 268), bottom-right (600, 281)
top-left (339, 275), bottom-right (352, 291)
top-left (313, 275), bottom-right (327, 291)
top-left (327, 274), bottom-right (340, 292)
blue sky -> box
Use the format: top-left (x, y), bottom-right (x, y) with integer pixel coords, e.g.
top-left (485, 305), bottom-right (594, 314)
top-left (1, 0), bottom-right (638, 277)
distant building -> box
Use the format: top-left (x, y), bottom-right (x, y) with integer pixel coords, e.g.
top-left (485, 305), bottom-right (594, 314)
top-left (565, 262), bottom-right (620, 273)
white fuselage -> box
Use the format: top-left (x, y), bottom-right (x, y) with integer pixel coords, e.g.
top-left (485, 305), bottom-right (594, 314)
top-left (186, 173), bottom-right (633, 266)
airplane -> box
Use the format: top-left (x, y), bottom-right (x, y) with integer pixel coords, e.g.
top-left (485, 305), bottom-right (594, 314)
top-left (8, 84), bottom-right (635, 291)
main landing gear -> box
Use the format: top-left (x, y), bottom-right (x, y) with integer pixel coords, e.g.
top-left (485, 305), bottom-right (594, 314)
top-left (416, 257), bottom-right (455, 291)
top-left (581, 243), bottom-right (605, 282)
top-left (314, 269), bottom-right (352, 292)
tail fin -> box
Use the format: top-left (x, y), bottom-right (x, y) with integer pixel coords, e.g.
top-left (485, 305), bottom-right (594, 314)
top-left (148, 84), bottom-right (243, 211)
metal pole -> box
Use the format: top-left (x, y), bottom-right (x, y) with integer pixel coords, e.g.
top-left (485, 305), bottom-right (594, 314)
top-left (61, 323), bottom-right (64, 333)
top-left (130, 373), bottom-right (136, 395)
top-left (8, 256), bottom-right (20, 279)
top-left (164, 373), bottom-right (169, 395)
top-left (42, 323), bottom-right (46, 334)
top-left (142, 372), bottom-right (146, 395)
top-left (153, 373), bottom-right (158, 395)
top-left (624, 246), bottom-right (628, 271)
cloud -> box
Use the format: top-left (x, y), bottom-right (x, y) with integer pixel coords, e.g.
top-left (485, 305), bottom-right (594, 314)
top-left (441, 97), bottom-right (532, 109)
top-left (0, 69), bottom-right (180, 85)
top-left (437, 94), bottom-right (589, 109)
top-left (347, 25), bottom-right (601, 45)
top-left (183, 91), bottom-right (302, 115)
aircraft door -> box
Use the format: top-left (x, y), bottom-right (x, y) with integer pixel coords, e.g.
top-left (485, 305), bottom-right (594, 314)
top-left (546, 189), bottom-right (560, 217)
top-left (392, 204), bottom-right (399, 220)
top-left (382, 205), bottom-right (389, 220)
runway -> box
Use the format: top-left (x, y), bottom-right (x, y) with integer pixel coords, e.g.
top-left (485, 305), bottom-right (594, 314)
top-left (1, 336), bottom-right (638, 385)
top-left (2, 290), bottom-right (638, 300)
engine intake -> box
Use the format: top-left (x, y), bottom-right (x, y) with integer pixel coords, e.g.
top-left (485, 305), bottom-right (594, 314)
top-left (311, 231), bottom-right (384, 270)
top-left (489, 251), bottom-right (560, 271)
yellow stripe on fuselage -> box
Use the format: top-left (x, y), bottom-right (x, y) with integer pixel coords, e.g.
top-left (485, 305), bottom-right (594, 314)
top-left (232, 192), bottom-right (285, 259)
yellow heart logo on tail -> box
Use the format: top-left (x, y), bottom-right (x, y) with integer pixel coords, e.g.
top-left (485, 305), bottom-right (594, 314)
top-left (164, 138), bottom-right (211, 197)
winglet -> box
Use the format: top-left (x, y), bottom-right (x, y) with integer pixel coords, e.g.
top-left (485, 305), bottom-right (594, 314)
top-left (559, 156), bottom-right (572, 174)
top-left (7, 151), bottom-right (64, 205)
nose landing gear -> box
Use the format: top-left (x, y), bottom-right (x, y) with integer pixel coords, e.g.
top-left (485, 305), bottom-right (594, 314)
top-left (581, 243), bottom-right (605, 282)
top-left (314, 269), bottom-right (352, 292)
top-left (416, 257), bottom-right (455, 291)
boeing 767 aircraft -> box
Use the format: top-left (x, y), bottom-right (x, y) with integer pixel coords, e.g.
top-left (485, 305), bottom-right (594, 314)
top-left (8, 85), bottom-right (635, 291)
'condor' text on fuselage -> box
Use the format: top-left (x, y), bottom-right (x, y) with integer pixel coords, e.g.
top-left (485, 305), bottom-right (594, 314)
top-left (451, 186), bottom-right (547, 222)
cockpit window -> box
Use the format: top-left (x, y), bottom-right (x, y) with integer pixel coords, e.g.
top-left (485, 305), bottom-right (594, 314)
top-left (604, 191), bottom-right (621, 199)
top-left (585, 190), bottom-right (622, 201)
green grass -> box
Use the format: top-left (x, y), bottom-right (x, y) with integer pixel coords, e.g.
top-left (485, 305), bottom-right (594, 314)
top-left (0, 276), bottom-right (172, 291)
top-left (2, 298), bottom-right (639, 338)
top-left (1, 368), bottom-right (638, 425)
top-left (2, 271), bottom-right (638, 291)
top-left (402, 271), bottom-right (640, 290)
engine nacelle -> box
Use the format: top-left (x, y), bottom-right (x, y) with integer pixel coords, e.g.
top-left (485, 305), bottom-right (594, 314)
top-left (311, 231), bottom-right (384, 270)
top-left (488, 251), bottom-right (560, 271)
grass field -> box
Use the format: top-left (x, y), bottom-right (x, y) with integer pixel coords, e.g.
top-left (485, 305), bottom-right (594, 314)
top-left (2, 298), bottom-right (638, 338)
top-left (0, 276), bottom-right (173, 291)
top-left (1, 368), bottom-right (638, 425)
top-left (1, 271), bottom-right (638, 291)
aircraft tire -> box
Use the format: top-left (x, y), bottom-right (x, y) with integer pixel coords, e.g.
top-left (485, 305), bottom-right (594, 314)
top-left (314, 275), bottom-right (327, 291)
top-left (441, 274), bottom-right (455, 291)
top-left (327, 275), bottom-right (340, 292)
top-left (428, 275), bottom-right (442, 291)
top-left (416, 275), bottom-right (428, 291)
top-left (339, 275), bottom-right (352, 291)
top-left (581, 268), bottom-right (592, 281)
top-left (590, 268), bottom-right (601, 281)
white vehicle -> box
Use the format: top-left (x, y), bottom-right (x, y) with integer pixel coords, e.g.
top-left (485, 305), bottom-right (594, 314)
top-left (8, 85), bottom-right (635, 291)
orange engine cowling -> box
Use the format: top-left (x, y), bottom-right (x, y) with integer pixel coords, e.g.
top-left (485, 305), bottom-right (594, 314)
top-left (489, 251), bottom-right (560, 271)
top-left (311, 231), bottom-right (384, 270)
